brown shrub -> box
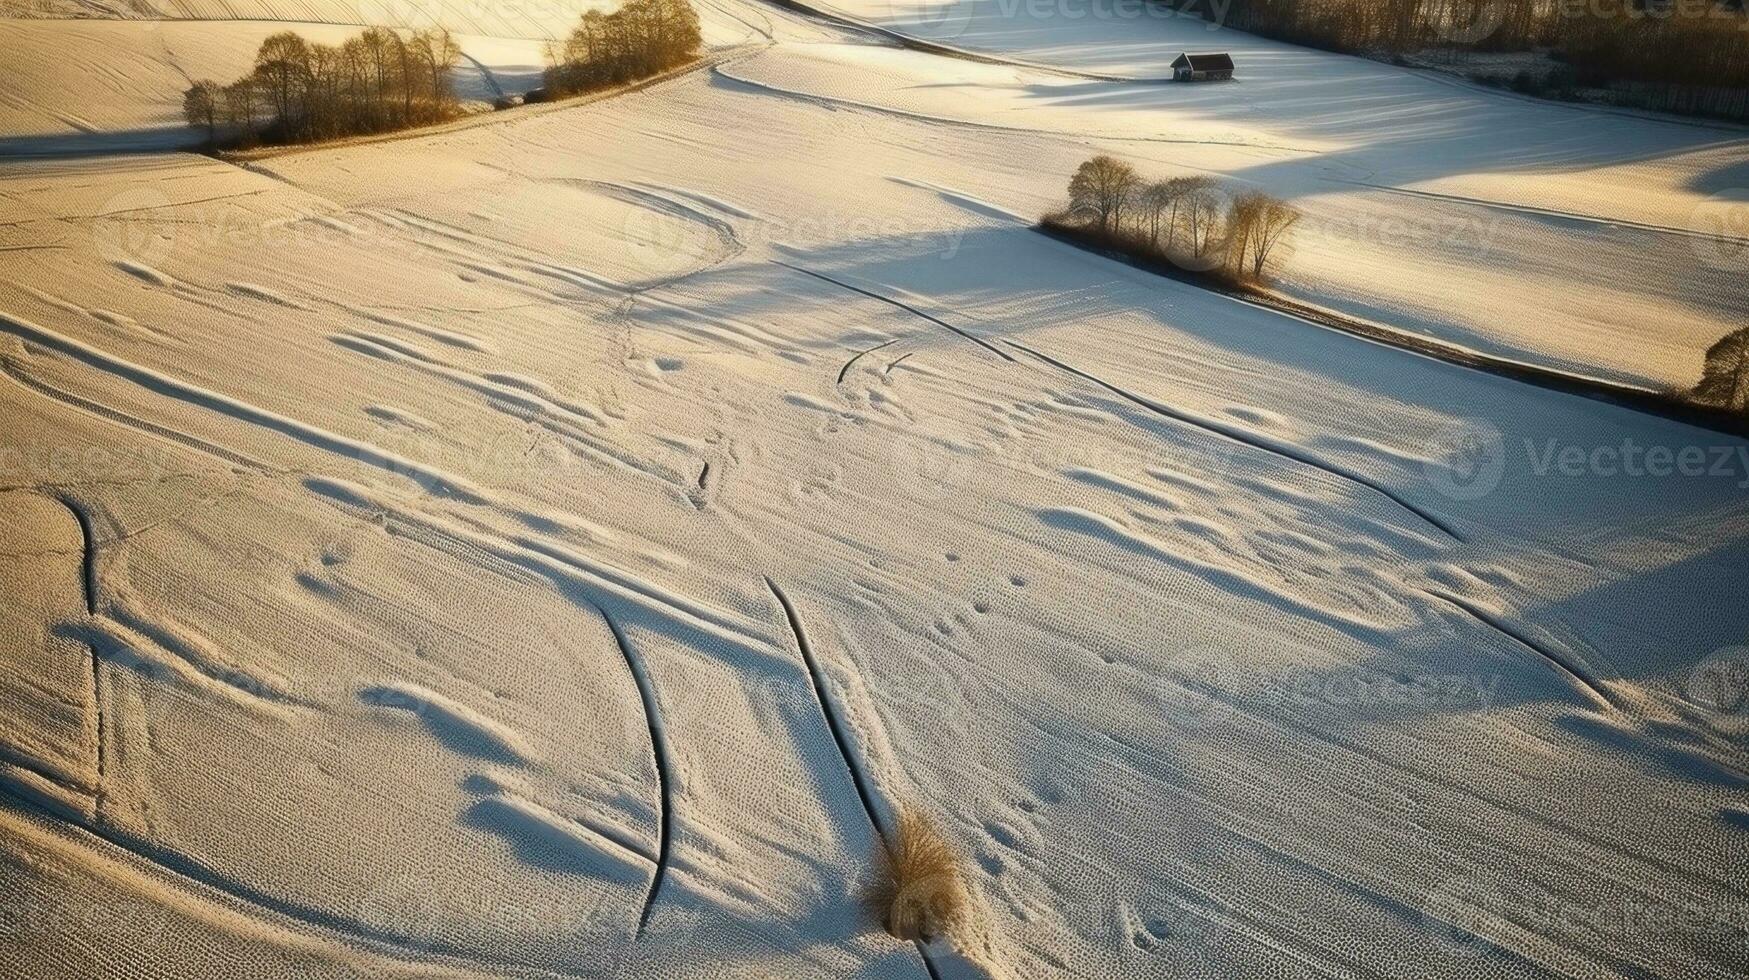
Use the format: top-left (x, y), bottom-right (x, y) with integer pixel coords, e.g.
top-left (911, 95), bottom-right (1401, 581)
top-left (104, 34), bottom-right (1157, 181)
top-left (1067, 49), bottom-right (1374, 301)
top-left (871, 809), bottom-right (969, 943)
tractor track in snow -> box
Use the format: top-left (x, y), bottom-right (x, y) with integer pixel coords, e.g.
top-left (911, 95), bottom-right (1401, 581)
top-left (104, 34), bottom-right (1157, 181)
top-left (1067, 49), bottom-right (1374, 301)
top-left (1422, 588), bottom-right (1617, 712)
top-left (0, 788), bottom-right (588, 978)
top-left (51, 491), bottom-right (105, 811)
top-left (1325, 177), bottom-right (1749, 248)
top-left (0, 312), bottom-right (484, 502)
top-left (52, 492), bottom-right (98, 616)
top-left (763, 576), bottom-right (945, 980)
top-left (774, 261), bottom-right (1012, 363)
top-left (763, 577), bottom-right (883, 827)
top-left (596, 607), bottom-right (676, 938)
top-left (1003, 338), bottom-right (1465, 543)
top-left (1, 354), bottom-right (276, 474)
top-left (837, 337), bottom-right (898, 384)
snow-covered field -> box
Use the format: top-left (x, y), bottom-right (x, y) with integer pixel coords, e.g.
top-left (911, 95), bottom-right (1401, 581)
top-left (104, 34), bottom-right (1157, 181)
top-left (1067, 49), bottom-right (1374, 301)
top-left (3, 1), bottom-right (1748, 977)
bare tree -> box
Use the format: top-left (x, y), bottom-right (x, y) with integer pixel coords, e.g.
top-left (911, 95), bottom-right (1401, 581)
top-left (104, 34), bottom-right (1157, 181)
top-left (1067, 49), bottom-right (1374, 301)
top-left (1067, 155), bottom-right (1141, 234)
top-left (254, 32), bottom-right (313, 140)
top-left (1137, 181), bottom-right (1177, 246)
top-left (182, 80), bottom-right (223, 144)
top-left (1179, 180), bottom-right (1226, 260)
top-left (185, 27), bottom-right (468, 148)
top-left (1695, 326), bottom-right (1749, 413)
top-left (222, 78), bottom-right (260, 143)
top-left (355, 28), bottom-right (404, 128)
top-left (409, 29), bottom-right (461, 113)
top-left (548, 0), bottom-right (703, 96)
top-left (1160, 175), bottom-right (1213, 251)
top-left (1227, 191), bottom-right (1303, 281)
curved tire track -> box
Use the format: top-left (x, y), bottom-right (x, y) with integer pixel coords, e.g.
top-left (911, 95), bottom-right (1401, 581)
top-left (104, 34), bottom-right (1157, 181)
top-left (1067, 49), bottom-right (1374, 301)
top-left (837, 338), bottom-right (898, 384)
top-left (763, 577), bottom-right (944, 980)
top-left (1004, 337), bottom-right (1464, 542)
top-left (596, 607), bottom-right (676, 938)
top-left (774, 262), bottom-right (1013, 364)
top-left (1423, 588), bottom-right (1616, 712)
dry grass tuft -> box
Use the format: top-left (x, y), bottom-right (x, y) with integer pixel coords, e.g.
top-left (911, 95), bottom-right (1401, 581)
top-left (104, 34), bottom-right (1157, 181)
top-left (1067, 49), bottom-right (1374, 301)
top-left (872, 808), bottom-right (969, 943)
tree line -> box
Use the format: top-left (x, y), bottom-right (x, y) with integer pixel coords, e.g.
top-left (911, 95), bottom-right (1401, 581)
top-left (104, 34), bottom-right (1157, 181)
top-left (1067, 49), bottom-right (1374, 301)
top-left (1158, 0), bottom-right (1749, 121)
top-left (183, 28), bottom-right (462, 148)
top-left (1694, 327), bottom-right (1749, 417)
top-left (543, 0), bottom-right (703, 97)
top-left (1046, 154), bottom-right (1304, 285)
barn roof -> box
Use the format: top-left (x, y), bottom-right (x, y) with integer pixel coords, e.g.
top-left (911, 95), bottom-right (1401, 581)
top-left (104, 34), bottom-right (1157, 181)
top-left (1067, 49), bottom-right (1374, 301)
top-left (1172, 52), bottom-right (1235, 71)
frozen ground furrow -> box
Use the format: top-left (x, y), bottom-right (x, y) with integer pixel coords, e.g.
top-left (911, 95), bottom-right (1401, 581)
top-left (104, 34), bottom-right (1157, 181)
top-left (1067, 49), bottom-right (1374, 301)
top-left (1, 357), bottom-right (273, 472)
top-left (763, 577), bottom-right (949, 980)
top-left (1004, 338), bottom-right (1464, 543)
top-left (1421, 588), bottom-right (1617, 713)
top-left (775, 261), bottom-right (1012, 363)
top-left (303, 476), bottom-right (786, 667)
top-left (0, 793), bottom-right (579, 978)
top-left (0, 312), bottom-right (487, 503)
top-left (596, 608), bottom-right (675, 937)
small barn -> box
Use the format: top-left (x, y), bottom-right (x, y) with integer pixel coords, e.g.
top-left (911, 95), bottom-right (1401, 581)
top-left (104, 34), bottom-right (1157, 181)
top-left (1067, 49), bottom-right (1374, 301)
top-left (1172, 53), bottom-right (1235, 82)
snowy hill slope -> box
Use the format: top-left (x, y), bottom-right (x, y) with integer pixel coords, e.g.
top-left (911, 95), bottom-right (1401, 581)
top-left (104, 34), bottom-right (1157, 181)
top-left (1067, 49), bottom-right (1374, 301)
top-left (2, 1), bottom-right (1748, 977)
